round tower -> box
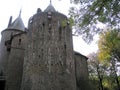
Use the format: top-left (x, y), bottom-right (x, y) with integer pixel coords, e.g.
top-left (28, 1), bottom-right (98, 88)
top-left (0, 14), bottom-right (26, 76)
top-left (6, 31), bottom-right (27, 90)
top-left (0, 13), bottom-right (27, 90)
top-left (21, 3), bottom-right (76, 90)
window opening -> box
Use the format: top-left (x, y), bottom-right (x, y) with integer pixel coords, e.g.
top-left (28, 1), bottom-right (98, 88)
top-left (19, 39), bottom-right (21, 45)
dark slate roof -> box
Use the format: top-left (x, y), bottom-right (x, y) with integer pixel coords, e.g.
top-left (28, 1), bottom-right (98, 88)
top-left (7, 16), bottom-right (25, 31)
top-left (74, 51), bottom-right (88, 60)
top-left (44, 3), bottom-right (56, 12)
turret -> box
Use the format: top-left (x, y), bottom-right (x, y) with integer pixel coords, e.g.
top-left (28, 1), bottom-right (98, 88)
top-left (1, 11), bottom-right (27, 90)
top-left (6, 31), bottom-right (27, 90)
top-left (0, 11), bottom-right (26, 90)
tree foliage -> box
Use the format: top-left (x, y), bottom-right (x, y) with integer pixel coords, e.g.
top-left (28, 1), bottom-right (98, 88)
top-left (98, 29), bottom-right (120, 61)
top-left (88, 52), bottom-right (108, 90)
top-left (69, 0), bottom-right (120, 42)
top-left (88, 52), bottom-right (120, 90)
top-left (98, 29), bottom-right (120, 89)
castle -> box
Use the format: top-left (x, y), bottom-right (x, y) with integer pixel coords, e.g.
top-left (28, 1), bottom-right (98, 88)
top-left (0, 3), bottom-right (88, 90)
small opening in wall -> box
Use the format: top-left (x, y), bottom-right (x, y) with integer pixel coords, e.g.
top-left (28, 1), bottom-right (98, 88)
top-left (19, 39), bottom-right (21, 45)
top-left (5, 40), bottom-right (11, 52)
top-left (59, 27), bottom-right (62, 40)
top-left (64, 44), bottom-right (66, 50)
top-left (0, 70), bottom-right (3, 76)
top-left (42, 22), bottom-right (45, 27)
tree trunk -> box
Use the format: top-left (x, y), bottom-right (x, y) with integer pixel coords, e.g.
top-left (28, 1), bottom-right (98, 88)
top-left (97, 66), bottom-right (104, 90)
top-left (111, 59), bottom-right (120, 90)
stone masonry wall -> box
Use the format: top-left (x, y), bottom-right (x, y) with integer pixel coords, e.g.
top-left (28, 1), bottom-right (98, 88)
top-left (74, 52), bottom-right (89, 90)
top-left (6, 33), bottom-right (26, 90)
top-left (0, 30), bottom-right (24, 76)
top-left (21, 12), bottom-right (76, 90)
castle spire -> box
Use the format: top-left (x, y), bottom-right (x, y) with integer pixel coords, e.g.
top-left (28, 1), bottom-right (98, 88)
top-left (50, 0), bottom-right (52, 4)
top-left (19, 9), bottom-right (22, 17)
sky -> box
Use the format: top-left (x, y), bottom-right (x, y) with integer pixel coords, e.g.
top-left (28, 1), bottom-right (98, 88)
top-left (0, 0), bottom-right (98, 56)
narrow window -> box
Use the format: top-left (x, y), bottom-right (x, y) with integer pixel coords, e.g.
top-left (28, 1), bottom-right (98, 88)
top-left (5, 40), bottom-right (11, 52)
top-left (42, 22), bottom-right (45, 27)
top-left (38, 55), bottom-right (40, 58)
top-left (19, 39), bottom-right (21, 45)
top-left (59, 27), bottom-right (62, 40)
top-left (64, 44), bottom-right (66, 50)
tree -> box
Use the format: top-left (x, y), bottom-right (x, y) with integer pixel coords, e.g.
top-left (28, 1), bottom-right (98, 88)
top-left (98, 29), bottom-right (120, 90)
top-left (110, 57), bottom-right (120, 90)
top-left (88, 52), bottom-right (108, 90)
top-left (98, 29), bottom-right (120, 61)
top-left (88, 51), bottom-right (120, 90)
top-left (68, 0), bottom-right (120, 42)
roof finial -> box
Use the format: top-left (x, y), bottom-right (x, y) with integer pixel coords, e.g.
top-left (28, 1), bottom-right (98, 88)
top-left (50, 0), bottom-right (52, 4)
top-left (19, 8), bottom-right (22, 17)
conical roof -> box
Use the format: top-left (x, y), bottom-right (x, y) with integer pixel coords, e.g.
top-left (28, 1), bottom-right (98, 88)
top-left (7, 15), bottom-right (25, 31)
top-left (44, 3), bottom-right (56, 12)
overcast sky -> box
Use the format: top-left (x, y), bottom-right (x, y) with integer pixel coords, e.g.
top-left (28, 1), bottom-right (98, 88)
top-left (0, 0), bottom-right (98, 56)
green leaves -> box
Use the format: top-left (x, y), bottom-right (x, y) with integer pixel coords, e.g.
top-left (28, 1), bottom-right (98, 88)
top-left (68, 17), bottom-right (74, 26)
top-left (98, 16), bottom-right (107, 23)
top-left (98, 29), bottom-right (120, 61)
top-left (69, 0), bottom-right (120, 42)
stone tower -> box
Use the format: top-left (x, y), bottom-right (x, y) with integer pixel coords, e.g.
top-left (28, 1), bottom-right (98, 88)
top-left (21, 3), bottom-right (76, 90)
top-left (5, 14), bottom-right (26, 90)
top-left (0, 14), bottom-right (25, 76)
top-left (0, 2), bottom-right (89, 90)
top-left (0, 13), bottom-right (26, 90)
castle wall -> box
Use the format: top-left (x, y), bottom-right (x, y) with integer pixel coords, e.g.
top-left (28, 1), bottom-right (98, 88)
top-left (21, 12), bottom-right (76, 90)
top-left (0, 30), bottom-right (23, 76)
top-left (74, 52), bottom-right (89, 90)
top-left (0, 5), bottom-right (89, 90)
top-left (6, 32), bottom-right (27, 90)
